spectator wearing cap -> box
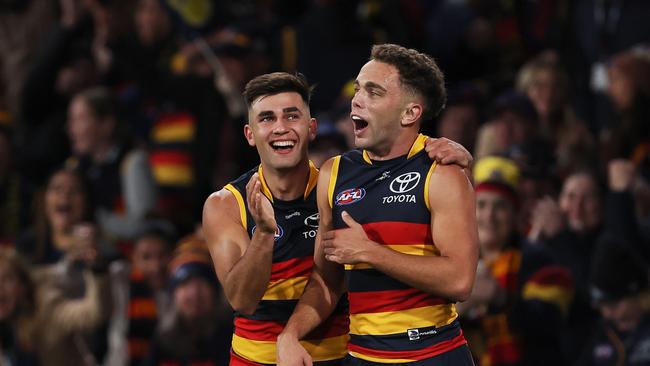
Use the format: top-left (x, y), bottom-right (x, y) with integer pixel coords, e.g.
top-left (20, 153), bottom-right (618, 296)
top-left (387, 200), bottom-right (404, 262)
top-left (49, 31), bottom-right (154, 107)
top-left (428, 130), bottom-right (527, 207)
top-left (142, 235), bottom-right (231, 366)
top-left (576, 240), bottom-right (650, 366)
top-left (459, 156), bottom-right (574, 366)
top-left (106, 225), bottom-right (173, 366)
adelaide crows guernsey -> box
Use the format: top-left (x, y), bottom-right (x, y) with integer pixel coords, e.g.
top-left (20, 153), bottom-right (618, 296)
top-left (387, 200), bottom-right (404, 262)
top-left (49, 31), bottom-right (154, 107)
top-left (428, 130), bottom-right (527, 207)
top-left (224, 162), bottom-right (348, 365)
top-left (328, 134), bottom-right (467, 363)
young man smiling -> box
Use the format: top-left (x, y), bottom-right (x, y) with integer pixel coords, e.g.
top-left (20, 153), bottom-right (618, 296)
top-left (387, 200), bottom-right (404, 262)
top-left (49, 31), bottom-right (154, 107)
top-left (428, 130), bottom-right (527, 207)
top-left (203, 72), bottom-right (473, 365)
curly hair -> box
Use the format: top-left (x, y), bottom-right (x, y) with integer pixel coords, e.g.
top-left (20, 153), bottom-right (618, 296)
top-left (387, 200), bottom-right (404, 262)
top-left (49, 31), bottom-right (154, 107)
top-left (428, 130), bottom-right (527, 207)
top-left (370, 44), bottom-right (447, 121)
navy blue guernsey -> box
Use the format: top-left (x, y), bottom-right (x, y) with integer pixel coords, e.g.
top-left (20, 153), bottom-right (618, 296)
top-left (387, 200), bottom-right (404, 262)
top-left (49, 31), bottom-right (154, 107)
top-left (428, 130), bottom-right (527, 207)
top-left (224, 162), bottom-right (348, 365)
top-left (327, 134), bottom-right (466, 363)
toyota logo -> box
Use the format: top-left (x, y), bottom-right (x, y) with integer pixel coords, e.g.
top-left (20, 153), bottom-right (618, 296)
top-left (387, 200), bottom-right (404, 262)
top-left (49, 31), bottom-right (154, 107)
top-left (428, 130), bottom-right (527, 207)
top-left (304, 213), bottom-right (320, 228)
top-left (389, 172), bottom-right (421, 193)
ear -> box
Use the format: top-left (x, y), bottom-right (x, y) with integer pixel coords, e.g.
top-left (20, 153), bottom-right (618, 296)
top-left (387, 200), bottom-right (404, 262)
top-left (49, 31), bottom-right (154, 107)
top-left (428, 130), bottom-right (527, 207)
top-left (308, 118), bottom-right (318, 142)
top-left (244, 124), bottom-right (255, 147)
top-left (401, 103), bottom-right (423, 127)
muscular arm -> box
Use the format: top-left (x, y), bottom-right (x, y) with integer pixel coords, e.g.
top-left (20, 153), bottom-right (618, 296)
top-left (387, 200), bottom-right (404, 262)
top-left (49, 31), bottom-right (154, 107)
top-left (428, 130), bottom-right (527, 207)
top-left (277, 158), bottom-right (346, 364)
top-left (324, 165), bottom-right (478, 301)
top-left (203, 184), bottom-right (276, 315)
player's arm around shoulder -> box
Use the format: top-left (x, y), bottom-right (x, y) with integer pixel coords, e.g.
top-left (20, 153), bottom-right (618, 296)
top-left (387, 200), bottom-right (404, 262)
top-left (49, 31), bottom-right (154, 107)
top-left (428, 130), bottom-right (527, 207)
top-left (428, 164), bottom-right (479, 301)
top-left (203, 188), bottom-right (273, 314)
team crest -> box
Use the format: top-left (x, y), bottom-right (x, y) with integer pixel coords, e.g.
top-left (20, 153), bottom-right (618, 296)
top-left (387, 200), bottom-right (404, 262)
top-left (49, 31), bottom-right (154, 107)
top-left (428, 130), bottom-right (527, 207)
top-left (335, 188), bottom-right (366, 206)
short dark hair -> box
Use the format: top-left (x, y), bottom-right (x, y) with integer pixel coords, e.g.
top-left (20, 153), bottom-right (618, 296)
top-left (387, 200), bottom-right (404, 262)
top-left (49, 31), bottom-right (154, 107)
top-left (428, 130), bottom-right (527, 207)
top-left (370, 44), bottom-right (446, 120)
top-left (77, 86), bottom-right (117, 121)
top-left (243, 72), bottom-right (314, 108)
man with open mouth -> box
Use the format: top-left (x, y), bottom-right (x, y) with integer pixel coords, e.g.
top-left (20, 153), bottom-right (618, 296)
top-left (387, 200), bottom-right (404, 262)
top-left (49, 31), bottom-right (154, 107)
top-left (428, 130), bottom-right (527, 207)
top-left (278, 44), bottom-right (479, 365)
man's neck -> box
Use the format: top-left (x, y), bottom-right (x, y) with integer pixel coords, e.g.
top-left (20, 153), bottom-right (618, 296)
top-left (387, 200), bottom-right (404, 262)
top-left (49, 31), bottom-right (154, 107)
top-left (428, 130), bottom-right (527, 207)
top-left (260, 160), bottom-right (311, 201)
top-left (365, 130), bottom-right (419, 161)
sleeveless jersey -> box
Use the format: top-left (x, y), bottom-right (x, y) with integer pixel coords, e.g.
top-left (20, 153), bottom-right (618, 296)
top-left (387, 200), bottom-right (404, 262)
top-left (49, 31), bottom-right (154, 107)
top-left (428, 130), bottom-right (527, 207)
top-left (225, 162), bottom-right (349, 364)
top-left (328, 134), bottom-right (467, 363)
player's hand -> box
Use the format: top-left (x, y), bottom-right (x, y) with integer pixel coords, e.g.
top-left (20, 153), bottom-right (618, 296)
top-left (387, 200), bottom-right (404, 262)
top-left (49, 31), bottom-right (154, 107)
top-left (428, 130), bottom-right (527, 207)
top-left (322, 211), bottom-right (374, 264)
top-left (276, 334), bottom-right (313, 366)
top-left (424, 137), bottom-right (473, 168)
top-left (246, 173), bottom-right (277, 234)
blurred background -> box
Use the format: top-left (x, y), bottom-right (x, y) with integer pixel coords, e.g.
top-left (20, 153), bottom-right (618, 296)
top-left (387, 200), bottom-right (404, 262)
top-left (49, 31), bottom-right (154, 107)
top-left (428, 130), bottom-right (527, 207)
top-left (0, 0), bottom-right (649, 365)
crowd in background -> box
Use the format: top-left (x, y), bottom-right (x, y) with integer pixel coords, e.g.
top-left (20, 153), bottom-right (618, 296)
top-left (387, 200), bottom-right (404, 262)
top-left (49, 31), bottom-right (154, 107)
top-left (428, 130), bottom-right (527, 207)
top-left (0, 0), bottom-right (649, 365)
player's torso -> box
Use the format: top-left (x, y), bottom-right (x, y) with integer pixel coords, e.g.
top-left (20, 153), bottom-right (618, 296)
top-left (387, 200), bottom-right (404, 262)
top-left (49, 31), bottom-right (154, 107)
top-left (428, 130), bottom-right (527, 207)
top-left (328, 135), bottom-right (465, 363)
top-left (225, 164), bottom-right (348, 364)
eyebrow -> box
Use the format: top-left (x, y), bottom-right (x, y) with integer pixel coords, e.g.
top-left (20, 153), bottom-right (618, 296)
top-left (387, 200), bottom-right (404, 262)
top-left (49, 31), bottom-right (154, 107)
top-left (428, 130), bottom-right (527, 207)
top-left (355, 80), bottom-right (387, 93)
top-left (257, 111), bottom-right (275, 119)
top-left (283, 107), bottom-right (300, 113)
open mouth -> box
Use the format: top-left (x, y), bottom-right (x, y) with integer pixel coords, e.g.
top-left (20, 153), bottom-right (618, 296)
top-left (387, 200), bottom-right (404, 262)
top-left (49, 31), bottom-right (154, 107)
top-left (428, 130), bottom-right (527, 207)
top-left (351, 115), bottom-right (369, 133)
top-left (270, 140), bottom-right (296, 154)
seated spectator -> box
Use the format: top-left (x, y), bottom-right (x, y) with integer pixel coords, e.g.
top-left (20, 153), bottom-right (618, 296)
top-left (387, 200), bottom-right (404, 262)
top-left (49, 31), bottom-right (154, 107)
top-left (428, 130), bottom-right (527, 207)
top-left (65, 86), bottom-right (157, 244)
top-left (576, 240), bottom-right (650, 366)
top-left (0, 248), bottom-right (38, 365)
top-left (16, 168), bottom-right (92, 265)
top-left (459, 156), bottom-right (574, 366)
top-left (106, 224), bottom-right (174, 366)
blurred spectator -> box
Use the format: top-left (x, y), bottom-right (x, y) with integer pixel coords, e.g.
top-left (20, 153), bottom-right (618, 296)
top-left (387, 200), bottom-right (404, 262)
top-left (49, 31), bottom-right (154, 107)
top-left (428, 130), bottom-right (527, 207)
top-left (576, 240), bottom-right (650, 366)
top-left (106, 224), bottom-right (174, 366)
top-left (516, 52), bottom-right (597, 175)
top-left (65, 87), bottom-right (157, 243)
top-left (142, 236), bottom-right (232, 366)
top-left (17, 0), bottom-right (103, 186)
top-left (308, 124), bottom-right (349, 168)
top-left (0, 0), bottom-right (57, 127)
top-left (0, 126), bottom-right (33, 244)
top-left (459, 156), bottom-right (573, 366)
top-left (528, 170), bottom-right (605, 363)
top-left (475, 91), bottom-right (553, 178)
top-left (603, 48), bottom-right (650, 176)
top-left (30, 222), bottom-right (111, 366)
top-left (0, 248), bottom-right (39, 365)
top-left (16, 168), bottom-right (92, 265)
top-left (569, 0), bottom-right (650, 133)
top-left (433, 82), bottom-right (482, 153)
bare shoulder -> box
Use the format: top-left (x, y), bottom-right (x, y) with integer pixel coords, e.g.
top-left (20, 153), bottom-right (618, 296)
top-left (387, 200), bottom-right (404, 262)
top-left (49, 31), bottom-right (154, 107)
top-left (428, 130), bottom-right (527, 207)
top-left (203, 188), bottom-right (238, 219)
top-left (428, 164), bottom-right (474, 207)
top-left (430, 164), bottom-right (471, 186)
top-left (202, 188), bottom-right (244, 239)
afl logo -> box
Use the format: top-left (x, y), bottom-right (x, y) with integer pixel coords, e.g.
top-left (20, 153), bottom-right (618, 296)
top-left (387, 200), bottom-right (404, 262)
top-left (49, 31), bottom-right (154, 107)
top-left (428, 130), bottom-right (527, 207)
top-left (390, 172), bottom-right (421, 194)
top-left (304, 213), bottom-right (320, 228)
top-left (335, 188), bottom-right (366, 206)
top-left (251, 224), bottom-right (284, 241)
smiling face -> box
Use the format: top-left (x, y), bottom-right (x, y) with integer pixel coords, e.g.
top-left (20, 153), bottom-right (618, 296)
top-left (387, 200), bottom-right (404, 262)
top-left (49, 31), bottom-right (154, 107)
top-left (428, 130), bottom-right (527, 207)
top-left (476, 190), bottom-right (516, 251)
top-left (244, 92), bottom-right (316, 171)
top-left (559, 173), bottom-right (602, 233)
